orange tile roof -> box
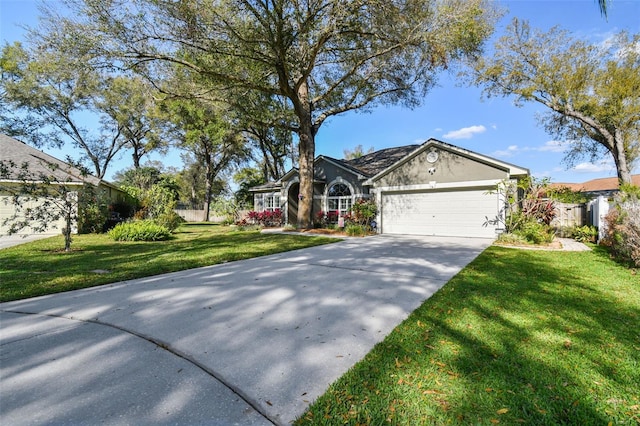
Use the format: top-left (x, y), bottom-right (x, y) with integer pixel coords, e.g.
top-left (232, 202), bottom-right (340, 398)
top-left (551, 175), bottom-right (640, 192)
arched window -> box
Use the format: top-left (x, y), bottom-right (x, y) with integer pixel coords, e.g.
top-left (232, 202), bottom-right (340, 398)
top-left (328, 183), bottom-right (350, 197)
top-left (327, 182), bottom-right (352, 220)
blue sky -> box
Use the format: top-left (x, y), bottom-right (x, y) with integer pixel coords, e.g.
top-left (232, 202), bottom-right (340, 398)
top-left (1, 0), bottom-right (639, 183)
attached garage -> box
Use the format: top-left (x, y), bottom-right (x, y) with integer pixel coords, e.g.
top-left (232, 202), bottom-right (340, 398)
top-left (368, 140), bottom-right (530, 239)
top-left (381, 188), bottom-right (499, 238)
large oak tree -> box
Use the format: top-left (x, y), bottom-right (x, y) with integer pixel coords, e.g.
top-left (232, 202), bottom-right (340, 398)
top-left (471, 20), bottom-right (639, 185)
top-left (60, 0), bottom-right (496, 227)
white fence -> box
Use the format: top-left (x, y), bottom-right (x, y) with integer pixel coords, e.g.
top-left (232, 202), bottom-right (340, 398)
top-left (588, 196), bottom-right (610, 241)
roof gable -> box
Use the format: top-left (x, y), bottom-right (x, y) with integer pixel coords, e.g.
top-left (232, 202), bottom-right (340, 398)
top-left (316, 155), bottom-right (367, 178)
top-left (366, 138), bottom-right (529, 183)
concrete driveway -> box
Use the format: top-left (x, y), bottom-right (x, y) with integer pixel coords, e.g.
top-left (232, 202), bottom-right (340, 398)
top-left (0, 233), bottom-right (56, 250)
top-left (0, 235), bottom-right (493, 425)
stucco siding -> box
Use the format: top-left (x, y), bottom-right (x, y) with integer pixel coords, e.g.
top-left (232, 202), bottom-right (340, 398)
top-left (315, 159), bottom-right (364, 195)
top-left (375, 148), bottom-right (508, 188)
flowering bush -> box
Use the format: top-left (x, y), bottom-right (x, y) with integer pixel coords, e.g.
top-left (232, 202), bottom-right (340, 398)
top-left (349, 199), bottom-right (377, 226)
top-left (488, 177), bottom-right (557, 245)
top-left (601, 193), bottom-right (640, 267)
top-left (314, 210), bottom-right (339, 227)
top-left (245, 209), bottom-right (283, 227)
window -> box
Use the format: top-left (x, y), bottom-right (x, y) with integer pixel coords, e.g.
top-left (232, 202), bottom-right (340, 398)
top-left (264, 193), bottom-right (280, 212)
top-left (255, 193), bottom-right (280, 212)
top-left (327, 183), bottom-right (352, 219)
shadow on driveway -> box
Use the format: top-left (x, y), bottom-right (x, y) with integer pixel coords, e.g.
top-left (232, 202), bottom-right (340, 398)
top-left (0, 235), bottom-right (492, 425)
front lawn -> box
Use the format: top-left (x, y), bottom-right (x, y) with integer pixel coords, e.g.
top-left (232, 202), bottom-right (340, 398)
top-left (0, 224), bottom-right (338, 302)
top-left (297, 246), bottom-right (640, 425)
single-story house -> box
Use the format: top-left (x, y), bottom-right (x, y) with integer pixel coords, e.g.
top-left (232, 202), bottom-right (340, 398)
top-left (0, 133), bottom-right (127, 236)
top-left (550, 175), bottom-right (640, 199)
top-left (251, 138), bottom-right (530, 238)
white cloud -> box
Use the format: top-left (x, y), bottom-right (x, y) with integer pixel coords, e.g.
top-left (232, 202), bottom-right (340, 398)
top-left (492, 145), bottom-right (519, 158)
top-left (537, 140), bottom-right (568, 153)
top-left (572, 160), bottom-right (615, 174)
top-left (443, 125), bottom-right (486, 140)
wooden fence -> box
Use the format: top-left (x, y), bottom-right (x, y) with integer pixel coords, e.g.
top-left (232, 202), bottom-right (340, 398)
top-left (551, 202), bottom-right (587, 229)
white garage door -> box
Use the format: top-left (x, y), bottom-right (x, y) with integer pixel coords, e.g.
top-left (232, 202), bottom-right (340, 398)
top-left (0, 195), bottom-right (67, 236)
top-left (381, 189), bottom-right (499, 238)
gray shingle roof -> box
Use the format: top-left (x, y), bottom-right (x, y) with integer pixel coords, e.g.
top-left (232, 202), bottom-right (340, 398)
top-left (250, 144), bottom-right (422, 191)
top-left (342, 144), bottom-right (421, 176)
top-left (0, 133), bottom-right (102, 186)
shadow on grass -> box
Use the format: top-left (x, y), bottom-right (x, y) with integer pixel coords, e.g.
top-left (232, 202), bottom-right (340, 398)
top-left (298, 247), bottom-right (640, 425)
top-left (0, 228), bottom-right (337, 302)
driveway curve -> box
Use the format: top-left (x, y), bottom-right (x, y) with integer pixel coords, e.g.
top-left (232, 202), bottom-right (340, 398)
top-left (0, 235), bottom-right (493, 425)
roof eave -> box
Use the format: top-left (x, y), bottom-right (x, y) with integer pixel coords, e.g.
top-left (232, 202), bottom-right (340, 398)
top-left (317, 155), bottom-right (369, 179)
top-left (365, 138), bottom-right (530, 184)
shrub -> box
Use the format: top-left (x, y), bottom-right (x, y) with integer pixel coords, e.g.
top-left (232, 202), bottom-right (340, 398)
top-left (345, 223), bottom-right (368, 237)
top-left (121, 182), bottom-right (178, 222)
top-left (601, 195), bottom-right (640, 267)
top-left (245, 209), bottom-right (283, 227)
top-left (154, 210), bottom-right (185, 232)
top-left (489, 177), bottom-right (557, 233)
top-left (315, 210), bottom-right (340, 226)
top-left (514, 220), bottom-right (555, 245)
top-left (349, 199), bottom-right (377, 226)
top-left (571, 225), bottom-right (598, 243)
top-left (548, 186), bottom-right (590, 203)
top-left (77, 188), bottom-right (109, 234)
top-left (314, 210), bottom-right (326, 228)
top-left (495, 232), bottom-right (528, 245)
top-left (212, 197), bottom-right (246, 224)
top-left (108, 220), bottom-right (172, 241)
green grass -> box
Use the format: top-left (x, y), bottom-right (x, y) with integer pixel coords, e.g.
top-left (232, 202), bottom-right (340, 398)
top-left (296, 246), bottom-right (640, 425)
top-left (0, 223), bottom-right (337, 302)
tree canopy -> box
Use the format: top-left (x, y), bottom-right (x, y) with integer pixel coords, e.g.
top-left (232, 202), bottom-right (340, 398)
top-left (60, 0), bottom-right (497, 227)
top-left (471, 20), bottom-right (639, 185)
top-left (0, 40), bottom-right (170, 179)
top-left (163, 98), bottom-right (249, 221)
top-left (344, 144), bottom-right (375, 160)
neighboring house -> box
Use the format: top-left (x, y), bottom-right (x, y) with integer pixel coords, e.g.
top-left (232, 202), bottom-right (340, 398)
top-left (551, 175), bottom-right (640, 199)
top-left (251, 138), bottom-right (530, 238)
top-left (0, 134), bottom-right (127, 236)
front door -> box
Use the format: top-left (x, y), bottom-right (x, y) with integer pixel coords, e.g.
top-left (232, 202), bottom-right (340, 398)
top-left (287, 182), bottom-right (299, 225)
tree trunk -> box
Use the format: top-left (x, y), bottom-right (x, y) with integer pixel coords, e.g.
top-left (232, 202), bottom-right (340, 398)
top-left (203, 158), bottom-right (212, 222)
top-left (295, 81), bottom-right (315, 229)
top-left (612, 132), bottom-right (633, 186)
top-left (297, 129), bottom-right (315, 229)
top-left (132, 148), bottom-right (142, 169)
top-left (64, 201), bottom-right (72, 252)
top-left (617, 163), bottom-right (633, 187)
